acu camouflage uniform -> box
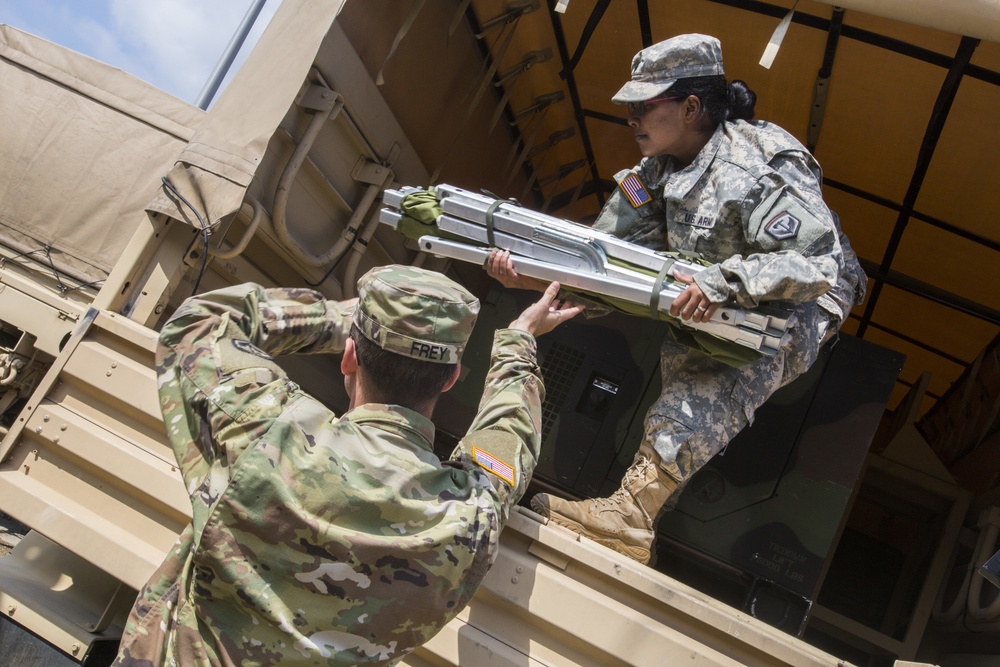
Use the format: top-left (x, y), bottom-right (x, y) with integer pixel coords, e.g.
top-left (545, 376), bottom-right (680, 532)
top-left (114, 269), bottom-right (544, 666)
top-left (530, 33), bottom-right (866, 564)
top-left (593, 118), bottom-right (866, 496)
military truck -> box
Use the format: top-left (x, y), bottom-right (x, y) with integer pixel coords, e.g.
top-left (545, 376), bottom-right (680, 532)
top-left (0, 1), bottom-right (998, 665)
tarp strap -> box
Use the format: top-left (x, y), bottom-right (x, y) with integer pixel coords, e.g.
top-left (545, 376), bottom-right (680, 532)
top-left (505, 104), bottom-right (551, 183)
top-left (490, 49), bottom-right (552, 132)
top-left (430, 19), bottom-right (521, 182)
top-left (565, 160), bottom-right (593, 210)
top-left (448, 0), bottom-right (474, 40)
top-left (760, 0), bottom-right (799, 69)
top-left (376, 0), bottom-right (427, 86)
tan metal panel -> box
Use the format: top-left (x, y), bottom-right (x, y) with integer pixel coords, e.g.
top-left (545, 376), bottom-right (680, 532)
top-left (0, 531), bottom-right (127, 658)
top-left (0, 308), bottom-right (188, 591)
top-left (61, 339), bottom-right (163, 430)
top-left (0, 270), bottom-right (84, 356)
top-left (402, 509), bottom-right (856, 667)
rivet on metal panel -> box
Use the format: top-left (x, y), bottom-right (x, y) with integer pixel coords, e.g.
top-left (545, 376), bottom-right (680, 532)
top-left (516, 566), bottom-right (524, 574)
top-left (511, 576), bottom-right (518, 584)
top-left (34, 426), bottom-right (42, 433)
top-left (6, 604), bottom-right (15, 615)
top-left (71, 644), bottom-right (80, 655)
top-left (53, 437), bottom-right (59, 444)
top-left (106, 371), bottom-right (113, 377)
top-left (43, 416), bottom-right (49, 422)
top-left (60, 424), bottom-right (67, 431)
top-left (111, 363), bottom-right (118, 369)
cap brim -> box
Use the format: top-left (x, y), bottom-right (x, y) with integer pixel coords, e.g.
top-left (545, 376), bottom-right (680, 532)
top-left (611, 78), bottom-right (677, 104)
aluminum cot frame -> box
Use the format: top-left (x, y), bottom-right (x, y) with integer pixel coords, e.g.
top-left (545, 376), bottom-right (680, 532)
top-left (380, 184), bottom-right (796, 355)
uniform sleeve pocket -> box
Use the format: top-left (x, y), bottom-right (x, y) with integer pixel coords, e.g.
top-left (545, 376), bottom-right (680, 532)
top-left (747, 185), bottom-right (832, 254)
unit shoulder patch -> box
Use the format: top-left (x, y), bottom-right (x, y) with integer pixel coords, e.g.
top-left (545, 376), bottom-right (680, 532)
top-left (748, 185), bottom-right (831, 252)
top-left (219, 320), bottom-right (285, 378)
top-left (232, 338), bottom-right (273, 360)
top-left (763, 211), bottom-right (801, 240)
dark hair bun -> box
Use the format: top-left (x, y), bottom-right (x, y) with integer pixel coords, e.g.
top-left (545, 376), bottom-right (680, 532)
top-left (727, 80), bottom-right (757, 121)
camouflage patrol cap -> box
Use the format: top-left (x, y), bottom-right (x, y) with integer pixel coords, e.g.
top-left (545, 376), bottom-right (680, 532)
top-left (353, 265), bottom-right (479, 364)
top-left (612, 34), bottom-right (725, 104)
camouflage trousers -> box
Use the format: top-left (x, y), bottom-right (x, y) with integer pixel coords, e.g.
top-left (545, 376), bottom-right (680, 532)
top-left (645, 305), bottom-right (827, 507)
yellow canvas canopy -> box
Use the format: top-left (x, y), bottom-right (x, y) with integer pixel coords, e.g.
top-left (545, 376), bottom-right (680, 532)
top-left (335, 0), bottom-right (999, 421)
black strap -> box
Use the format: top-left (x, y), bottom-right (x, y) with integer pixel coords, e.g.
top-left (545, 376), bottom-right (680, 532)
top-left (483, 194), bottom-right (519, 248)
top-left (649, 257), bottom-right (676, 319)
top-left (484, 198), bottom-right (503, 247)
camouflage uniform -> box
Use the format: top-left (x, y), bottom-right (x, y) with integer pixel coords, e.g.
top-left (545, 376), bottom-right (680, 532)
top-left (531, 34), bottom-right (865, 563)
top-left (593, 118), bottom-right (857, 496)
top-left (114, 268), bottom-right (544, 666)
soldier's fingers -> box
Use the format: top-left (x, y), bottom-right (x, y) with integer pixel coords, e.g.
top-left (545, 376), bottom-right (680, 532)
top-left (540, 281), bottom-right (561, 305)
top-left (486, 251), bottom-right (501, 275)
top-left (671, 269), bottom-right (694, 284)
top-left (682, 289), bottom-right (704, 320)
top-left (669, 290), bottom-right (688, 317)
top-left (682, 301), bottom-right (698, 321)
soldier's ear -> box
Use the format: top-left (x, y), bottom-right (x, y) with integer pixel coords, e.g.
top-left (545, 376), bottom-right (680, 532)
top-left (342, 337), bottom-right (359, 376)
top-left (682, 95), bottom-right (701, 123)
top-left (441, 363), bottom-right (461, 393)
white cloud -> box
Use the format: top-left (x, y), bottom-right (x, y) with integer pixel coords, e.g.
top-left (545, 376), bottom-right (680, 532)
top-left (76, 14), bottom-right (148, 80)
top-left (0, 0), bottom-right (282, 104)
top-left (109, 0), bottom-right (280, 103)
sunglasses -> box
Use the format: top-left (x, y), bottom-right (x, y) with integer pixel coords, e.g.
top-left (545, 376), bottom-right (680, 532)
top-left (627, 96), bottom-right (682, 117)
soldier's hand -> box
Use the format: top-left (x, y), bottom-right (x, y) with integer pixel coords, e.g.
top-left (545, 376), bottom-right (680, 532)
top-left (670, 270), bottom-right (717, 323)
top-left (509, 281), bottom-right (583, 337)
top-left (486, 250), bottom-right (550, 293)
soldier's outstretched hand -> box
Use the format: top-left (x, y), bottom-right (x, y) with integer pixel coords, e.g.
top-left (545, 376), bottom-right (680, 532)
top-left (509, 281), bottom-right (583, 337)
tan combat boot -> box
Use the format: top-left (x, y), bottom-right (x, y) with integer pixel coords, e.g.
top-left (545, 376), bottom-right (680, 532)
top-left (530, 446), bottom-right (677, 565)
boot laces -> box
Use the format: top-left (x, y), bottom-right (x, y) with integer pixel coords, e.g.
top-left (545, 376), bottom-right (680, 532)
top-left (597, 455), bottom-right (652, 508)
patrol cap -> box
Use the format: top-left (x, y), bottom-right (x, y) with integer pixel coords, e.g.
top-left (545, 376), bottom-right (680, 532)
top-left (353, 265), bottom-right (479, 364)
top-left (612, 34), bottom-right (725, 104)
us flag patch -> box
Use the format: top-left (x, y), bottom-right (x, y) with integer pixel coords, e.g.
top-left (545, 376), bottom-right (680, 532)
top-left (472, 446), bottom-right (515, 485)
top-left (619, 174), bottom-right (651, 208)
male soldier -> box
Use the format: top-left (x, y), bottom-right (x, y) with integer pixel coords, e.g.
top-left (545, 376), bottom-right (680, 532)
top-left (113, 265), bottom-right (581, 666)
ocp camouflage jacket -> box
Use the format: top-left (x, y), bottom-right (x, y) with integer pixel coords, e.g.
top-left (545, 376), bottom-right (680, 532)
top-left (114, 283), bottom-right (543, 667)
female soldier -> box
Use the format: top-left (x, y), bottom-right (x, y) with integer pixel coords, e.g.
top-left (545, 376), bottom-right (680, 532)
top-left (490, 33), bottom-right (865, 565)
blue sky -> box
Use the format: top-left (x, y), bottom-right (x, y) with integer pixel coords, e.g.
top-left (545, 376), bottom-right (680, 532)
top-left (0, 0), bottom-right (281, 104)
